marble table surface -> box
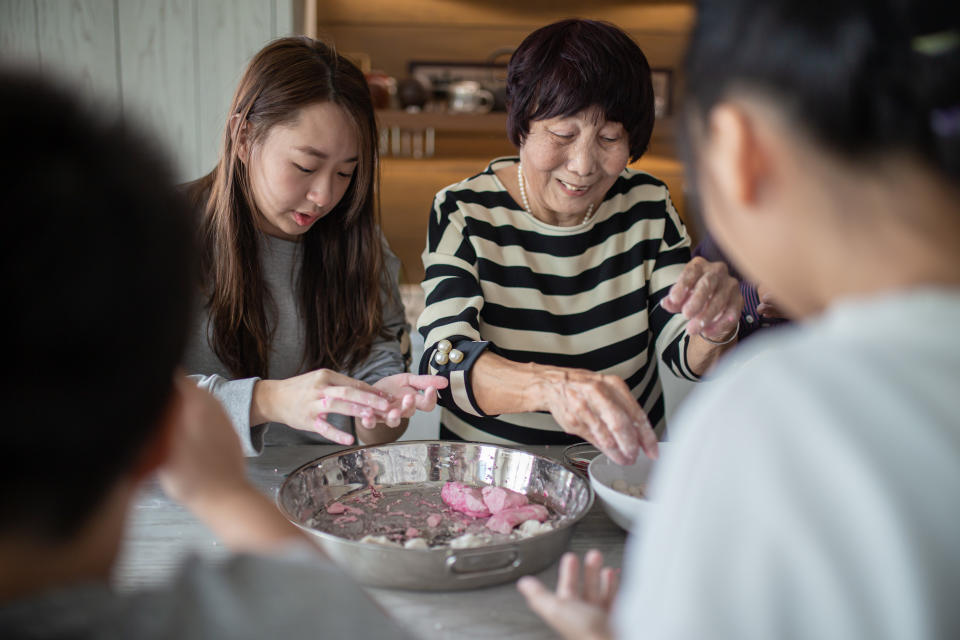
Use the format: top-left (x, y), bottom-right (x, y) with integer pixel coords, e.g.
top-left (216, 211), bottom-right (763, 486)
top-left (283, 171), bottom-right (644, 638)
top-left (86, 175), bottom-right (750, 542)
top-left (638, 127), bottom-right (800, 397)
top-left (113, 443), bottom-right (629, 639)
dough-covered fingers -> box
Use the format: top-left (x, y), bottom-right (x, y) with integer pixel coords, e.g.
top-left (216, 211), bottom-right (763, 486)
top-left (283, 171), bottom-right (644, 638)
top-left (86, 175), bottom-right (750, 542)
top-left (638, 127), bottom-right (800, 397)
top-left (398, 373), bottom-right (448, 391)
top-left (661, 257), bottom-right (707, 312)
top-left (699, 278), bottom-right (741, 337)
top-left (322, 385), bottom-right (392, 412)
top-left (575, 397), bottom-right (626, 464)
top-left (688, 275), bottom-right (727, 329)
top-left (313, 395), bottom-right (376, 421)
top-left (598, 376), bottom-right (658, 461)
top-left (413, 386), bottom-right (438, 411)
top-left (385, 406), bottom-right (403, 427)
top-left (356, 414), bottom-right (378, 430)
top-left (311, 415), bottom-right (355, 445)
top-left (680, 268), bottom-right (719, 320)
top-left (594, 381), bottom-right (644, 463)
top-left (316, 368), bottom-right (385, 393)
top-left (592, 408), bottom-right (639, 466)
top-left (549, 372), bottom-right (649, 464)
top-left (399, 393), bottom-right (416, 417)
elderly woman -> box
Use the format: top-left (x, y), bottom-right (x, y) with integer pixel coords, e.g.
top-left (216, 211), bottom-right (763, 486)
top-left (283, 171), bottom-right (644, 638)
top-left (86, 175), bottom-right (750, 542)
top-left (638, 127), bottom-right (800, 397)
top-left (418, 19), bottom-right (742, 464)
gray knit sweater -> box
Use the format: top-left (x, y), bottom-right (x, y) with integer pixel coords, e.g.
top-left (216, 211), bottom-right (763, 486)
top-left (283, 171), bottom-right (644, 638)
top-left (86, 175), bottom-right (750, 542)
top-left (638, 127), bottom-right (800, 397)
top-left (184, 232), bottom-right (409, 455)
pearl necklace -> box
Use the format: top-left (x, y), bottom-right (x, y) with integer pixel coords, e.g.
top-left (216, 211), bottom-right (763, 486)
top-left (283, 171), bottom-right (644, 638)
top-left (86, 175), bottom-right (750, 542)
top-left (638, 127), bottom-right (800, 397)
top-left (517, 162), bottom-right (595, 225)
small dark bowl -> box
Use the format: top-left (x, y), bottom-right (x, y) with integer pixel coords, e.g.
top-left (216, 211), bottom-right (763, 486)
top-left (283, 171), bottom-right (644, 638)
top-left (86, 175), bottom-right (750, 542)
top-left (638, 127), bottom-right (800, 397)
top-left (562, 442), bottom-right (602, 473)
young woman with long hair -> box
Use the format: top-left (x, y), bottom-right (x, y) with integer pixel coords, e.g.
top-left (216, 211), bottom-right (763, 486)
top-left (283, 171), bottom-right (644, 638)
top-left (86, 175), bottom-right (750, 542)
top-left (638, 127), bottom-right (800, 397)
top-left (184, 36), bottom-right (445, 452)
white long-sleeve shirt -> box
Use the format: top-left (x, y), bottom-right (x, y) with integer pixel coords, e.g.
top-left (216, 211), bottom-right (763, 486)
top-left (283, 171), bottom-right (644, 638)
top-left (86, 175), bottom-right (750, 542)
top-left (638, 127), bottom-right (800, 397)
top-left (614, 288), bottom-right (960, 640)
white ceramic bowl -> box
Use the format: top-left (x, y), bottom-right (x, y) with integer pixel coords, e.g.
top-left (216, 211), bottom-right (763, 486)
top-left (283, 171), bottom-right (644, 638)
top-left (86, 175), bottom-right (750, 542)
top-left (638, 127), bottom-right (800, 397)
top-left (588, 444), bottom-right (670, 531)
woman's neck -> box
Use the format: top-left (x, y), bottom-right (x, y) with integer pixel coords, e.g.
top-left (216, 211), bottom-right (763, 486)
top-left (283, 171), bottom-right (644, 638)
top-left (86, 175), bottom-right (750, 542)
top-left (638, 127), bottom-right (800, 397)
top-left (805, 160), bottom-right (960, 314)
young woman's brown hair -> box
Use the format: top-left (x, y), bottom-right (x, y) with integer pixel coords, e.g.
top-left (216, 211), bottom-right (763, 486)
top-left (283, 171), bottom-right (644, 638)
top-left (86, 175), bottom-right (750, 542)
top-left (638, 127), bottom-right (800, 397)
top-left (187, 36), bottom-right (383, 379)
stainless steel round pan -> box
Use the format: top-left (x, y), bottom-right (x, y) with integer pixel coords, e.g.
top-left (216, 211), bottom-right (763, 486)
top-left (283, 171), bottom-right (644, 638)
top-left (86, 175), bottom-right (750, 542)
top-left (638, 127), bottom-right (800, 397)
top-left (277, 440), bottom-right (593, 591)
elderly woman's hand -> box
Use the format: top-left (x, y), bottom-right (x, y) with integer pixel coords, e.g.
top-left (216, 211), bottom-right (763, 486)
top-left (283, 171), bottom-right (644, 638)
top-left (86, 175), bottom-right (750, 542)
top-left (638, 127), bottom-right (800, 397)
top-left (661, 256), bottom-right (743, 343)
top-left (533, 367), bottom-right (658, 465)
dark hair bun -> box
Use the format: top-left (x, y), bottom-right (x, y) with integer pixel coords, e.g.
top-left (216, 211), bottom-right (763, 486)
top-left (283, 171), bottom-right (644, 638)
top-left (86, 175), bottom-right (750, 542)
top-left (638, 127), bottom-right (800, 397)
top-left (686, 0), bottom-right (960, 181)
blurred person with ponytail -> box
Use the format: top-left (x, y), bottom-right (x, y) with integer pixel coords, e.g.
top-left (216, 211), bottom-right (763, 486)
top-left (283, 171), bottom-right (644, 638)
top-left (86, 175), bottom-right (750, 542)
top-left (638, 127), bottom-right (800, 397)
top-left (184, 37), bottom-right (445, 453)
top-left (518, 2), bottom-right (960, 638)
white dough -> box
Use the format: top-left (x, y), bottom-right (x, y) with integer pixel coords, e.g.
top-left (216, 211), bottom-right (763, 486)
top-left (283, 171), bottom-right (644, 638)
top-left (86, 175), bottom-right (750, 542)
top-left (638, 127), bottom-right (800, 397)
top-left (517, 519), bottom-right (554, 538)
top-left (359, 535), bottom-right (400, 547)
top-left (610, 479), bottom-right (646, 499)
top-left (449, 533), bottom-right (492, 549)
top-left (403, 538), bottom-right (429, 550)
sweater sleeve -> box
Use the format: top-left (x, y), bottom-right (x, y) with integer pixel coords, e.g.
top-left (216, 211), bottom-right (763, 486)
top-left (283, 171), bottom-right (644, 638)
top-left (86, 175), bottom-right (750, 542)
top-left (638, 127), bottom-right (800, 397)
top-left (646, 190), bottom-right (700, 382)
top-left (417, 191), bottom-right (493, 417)
top-left (188, 373), bottom-right (267, 457)
top-left (349, 238), bottom-right (410, 385)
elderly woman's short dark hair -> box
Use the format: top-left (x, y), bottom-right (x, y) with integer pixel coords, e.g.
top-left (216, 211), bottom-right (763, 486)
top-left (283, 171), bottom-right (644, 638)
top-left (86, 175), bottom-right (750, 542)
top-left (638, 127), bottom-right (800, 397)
top-left (506, 19), bottom-right (655, 162)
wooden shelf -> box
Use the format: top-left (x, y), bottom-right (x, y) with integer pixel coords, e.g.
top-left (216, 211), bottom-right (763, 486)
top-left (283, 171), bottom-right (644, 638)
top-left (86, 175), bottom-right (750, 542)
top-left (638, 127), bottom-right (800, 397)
top-left (376, 109), bottom-right (507, 133)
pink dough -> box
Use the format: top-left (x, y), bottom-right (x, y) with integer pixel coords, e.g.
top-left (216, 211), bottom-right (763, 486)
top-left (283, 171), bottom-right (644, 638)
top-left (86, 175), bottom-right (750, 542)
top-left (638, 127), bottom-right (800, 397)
top-left (441, 482), bottom-right (491, 518)
top-left (333, 515), bottom-right (358, 525)
top-left (426, 514), bottom-right (443, 528)
top-left (481, 486), bottom-right (529, 514)
top-left (327, 502), bottom-right (363, 516)
top-left (485, 504), bottom-right (549, 535)
top-left (405, 527), bottom-right (420, 538)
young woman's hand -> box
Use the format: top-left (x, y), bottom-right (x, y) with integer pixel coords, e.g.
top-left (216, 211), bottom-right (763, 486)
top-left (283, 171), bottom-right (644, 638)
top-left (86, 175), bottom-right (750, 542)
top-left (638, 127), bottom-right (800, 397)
top-left (252, 369), bottom-right (397, 445)
top-left (357, 373), bottom-right (448, 429)
top-left (661, 256), bottom-right (743, 343)
top-left (517, 550), bottom-right (619, 640)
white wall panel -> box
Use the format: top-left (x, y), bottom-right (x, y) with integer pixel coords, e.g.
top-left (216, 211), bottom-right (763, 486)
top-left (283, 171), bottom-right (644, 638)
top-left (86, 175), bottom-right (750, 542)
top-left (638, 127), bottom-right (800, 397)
top-left (274, 0), bottom-right (295, 37)
top-left (195, 0), bottom-right (274, 181)
top-left (117, 0), bottom-right (197, 180)
top-left (34, 0), bottom-right (120, 112)
top-left (0, 0), bottom-right (41, 68)
top-left (0, 0), bottom-right (297, 183)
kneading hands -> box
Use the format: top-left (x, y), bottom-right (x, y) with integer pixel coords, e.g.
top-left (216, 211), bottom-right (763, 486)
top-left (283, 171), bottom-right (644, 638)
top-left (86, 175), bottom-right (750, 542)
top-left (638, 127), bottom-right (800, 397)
top-left (471, 257), bottom-right (740, 466)
top-left (251, 369), bottom-right (447, 445)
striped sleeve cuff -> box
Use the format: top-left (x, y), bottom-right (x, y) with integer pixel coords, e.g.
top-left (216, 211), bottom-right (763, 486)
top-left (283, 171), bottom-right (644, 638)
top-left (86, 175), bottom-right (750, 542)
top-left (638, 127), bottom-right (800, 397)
top-left (739, 282), bottom-right (761, 340)
top-left (419, 337), bottom-right (494, 417)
